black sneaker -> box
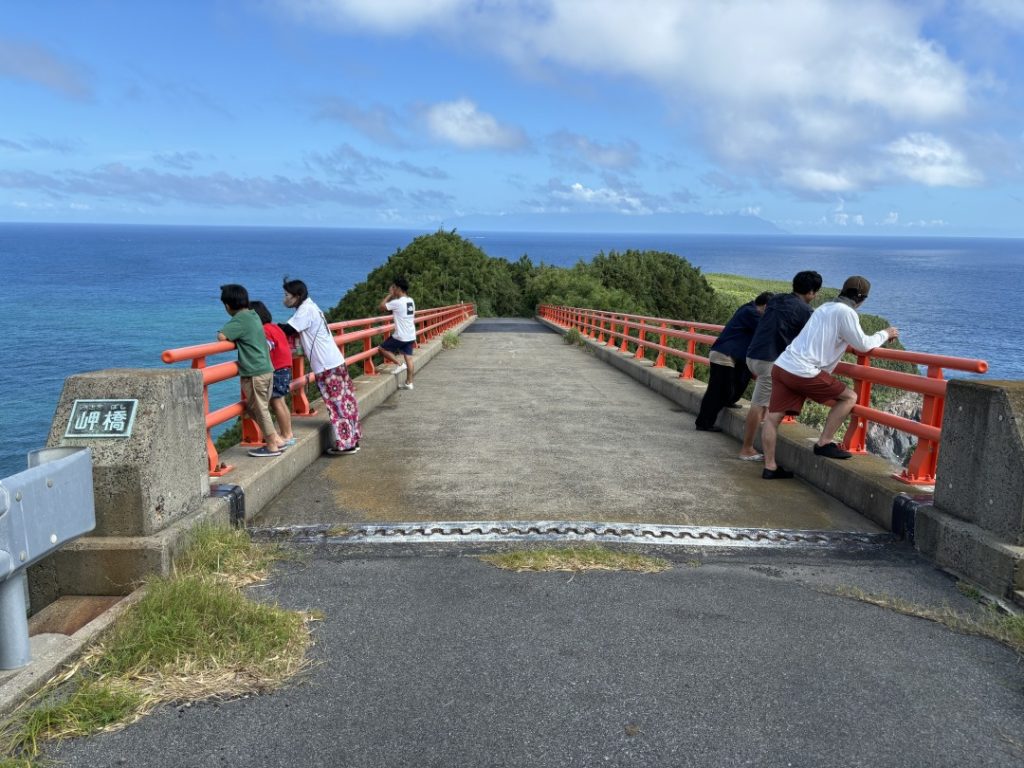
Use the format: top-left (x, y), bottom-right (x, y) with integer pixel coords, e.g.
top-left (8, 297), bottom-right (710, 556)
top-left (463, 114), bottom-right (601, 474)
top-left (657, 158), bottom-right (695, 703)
top-left (762, 467), bottom-right (794, 480)
top-left (695, 424), bottom-right (723, 432)
top-left (813, 442), bottom-right (852, 459)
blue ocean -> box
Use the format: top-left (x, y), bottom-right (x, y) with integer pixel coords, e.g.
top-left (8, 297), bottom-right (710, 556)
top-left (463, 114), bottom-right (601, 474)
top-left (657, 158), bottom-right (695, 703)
top-left (1, 223), bottom-right (1021, 479)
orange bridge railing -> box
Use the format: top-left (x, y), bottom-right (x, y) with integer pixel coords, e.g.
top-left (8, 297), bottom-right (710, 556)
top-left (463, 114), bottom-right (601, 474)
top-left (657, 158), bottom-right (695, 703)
top-left (162, 303), bottom-right (475, 476)
top-left (538, 304), bottom-right (988, 485)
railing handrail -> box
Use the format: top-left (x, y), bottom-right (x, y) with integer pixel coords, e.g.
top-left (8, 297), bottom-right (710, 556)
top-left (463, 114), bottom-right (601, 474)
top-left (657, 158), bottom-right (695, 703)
top-left (162, 302), bottom-right (475, 475)
top-left (538, 303), bottom-right (988, 485)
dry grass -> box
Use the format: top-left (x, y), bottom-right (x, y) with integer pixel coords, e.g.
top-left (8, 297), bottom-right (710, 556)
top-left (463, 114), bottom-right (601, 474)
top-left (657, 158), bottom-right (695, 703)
top-left (480, 545), bottom-right (671, 574)
top-left (829, 586), bottom-right (1024, 654)
top-left (1, 524), bottom-right (313, 764)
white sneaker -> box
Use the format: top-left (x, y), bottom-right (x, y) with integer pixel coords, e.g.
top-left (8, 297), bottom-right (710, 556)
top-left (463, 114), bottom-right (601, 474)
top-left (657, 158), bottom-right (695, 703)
top-left (393, 363), bottom-right (407, 374)
top-left (398, 382), bottom-right (414, 390)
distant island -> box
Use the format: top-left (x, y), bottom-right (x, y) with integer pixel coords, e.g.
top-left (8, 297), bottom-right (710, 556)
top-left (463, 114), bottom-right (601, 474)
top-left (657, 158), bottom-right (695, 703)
top-left (446, 211), bottom-right (787, 235)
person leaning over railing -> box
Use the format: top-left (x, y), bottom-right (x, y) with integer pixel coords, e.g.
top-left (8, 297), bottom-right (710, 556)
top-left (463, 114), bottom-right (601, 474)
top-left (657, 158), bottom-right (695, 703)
top-left (694, 291), bottom-right (773, 436)
top-left (759, 276), bottom-right (899, 480)
top-left (740, 271), bottom-right (823, 461)
top-left (278, 277), bottom-right (362, 456)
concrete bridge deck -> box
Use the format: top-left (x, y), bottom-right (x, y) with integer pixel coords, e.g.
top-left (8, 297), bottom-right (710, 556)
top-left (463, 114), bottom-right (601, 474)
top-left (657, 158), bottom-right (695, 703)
top-left (19, 317), bottom-right (1024, 767)
top-left (257, 318), bottom-right (877, 534)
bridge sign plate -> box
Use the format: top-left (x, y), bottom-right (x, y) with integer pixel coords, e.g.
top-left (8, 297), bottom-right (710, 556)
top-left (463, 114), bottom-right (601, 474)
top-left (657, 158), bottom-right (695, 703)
top-left (64, 399), bottom-right (138, 438)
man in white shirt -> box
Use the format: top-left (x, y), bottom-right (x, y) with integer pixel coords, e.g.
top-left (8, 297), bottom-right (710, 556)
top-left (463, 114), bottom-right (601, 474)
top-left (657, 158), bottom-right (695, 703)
top-left (761, 276), bottom-right (899, 480)
top-left (379, 277), bottom-right (416, 390)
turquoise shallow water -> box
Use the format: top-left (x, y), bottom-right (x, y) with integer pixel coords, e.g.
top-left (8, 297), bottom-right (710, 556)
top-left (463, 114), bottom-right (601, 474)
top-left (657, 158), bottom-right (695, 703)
top-left (1, 223), bottom-right (1021, 478)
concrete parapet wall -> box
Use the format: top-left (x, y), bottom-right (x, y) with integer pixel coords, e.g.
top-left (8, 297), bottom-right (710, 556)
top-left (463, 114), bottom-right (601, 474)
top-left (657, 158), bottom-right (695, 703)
top-left (915, 380), bottom-right (1024, 598)
top-left (537, 316), bottom-right (916, 531)
top-left (29, 318), bottom-right (476, 608)
top-left (915, 504), bottom-right (1024, 596)
top-left (45, 369), bottom-right (209, 537)
top-left (932, 380), bottom-right (1024, 544)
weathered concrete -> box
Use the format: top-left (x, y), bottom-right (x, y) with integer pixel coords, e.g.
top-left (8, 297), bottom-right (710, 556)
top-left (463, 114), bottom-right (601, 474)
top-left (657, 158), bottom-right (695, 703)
top-left (932, 380), bottom-right (1024, 542)
top-left (45, 369), bottom-right (209, 537)
top-left (536, 316), bottom-right (913, 531)
top-left (257, 319), bottom-right (877, 533)
top-left (916, 379), bottom-right (1024, 597)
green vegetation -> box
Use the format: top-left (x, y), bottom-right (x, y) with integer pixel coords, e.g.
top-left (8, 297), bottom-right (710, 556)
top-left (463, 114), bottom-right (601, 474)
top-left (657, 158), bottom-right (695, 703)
top-left (563, 328), bottom-right (583, 346)
top-left (441, 331), bottom-right (461, 350)
top-left (1, 525), bottom-right (311, 765)
top-left (829, 586), bottom-right (1024, 655)
top-left (480, 545), bottom-right (671, 573)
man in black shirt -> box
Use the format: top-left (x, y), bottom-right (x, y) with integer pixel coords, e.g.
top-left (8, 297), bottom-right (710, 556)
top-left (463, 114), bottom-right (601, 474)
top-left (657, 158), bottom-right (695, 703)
top-left (739, 270), bottom-right (822, 468)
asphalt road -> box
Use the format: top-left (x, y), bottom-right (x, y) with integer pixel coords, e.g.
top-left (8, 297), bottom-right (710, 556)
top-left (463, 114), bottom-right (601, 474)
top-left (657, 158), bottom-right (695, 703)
top-left (44, 545), bottom-right (1024, 768)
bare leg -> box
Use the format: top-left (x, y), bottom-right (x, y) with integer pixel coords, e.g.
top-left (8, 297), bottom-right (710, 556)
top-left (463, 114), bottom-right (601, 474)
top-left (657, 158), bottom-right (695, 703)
top-left (740, 405), bottom-right (765, 457)
top-left (380, 349), bottom-right (400, 366)
top-left (761, 411), bottom-right (785, 470)
top-left (270, 396), bottom-right (293, 441)
top-left (403, 352), bottom-right (414, 384)
top-left (818, 389), bottom-right (856, 446)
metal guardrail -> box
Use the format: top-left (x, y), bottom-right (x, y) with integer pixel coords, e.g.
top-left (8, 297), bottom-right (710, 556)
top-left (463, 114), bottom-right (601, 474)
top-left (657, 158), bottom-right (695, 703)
top-left (0, 447), bottom-right (95, 670)
top-left (539, 304), bottom-right (988, 485)
top-left (161, 303), bottom-right (475, 476)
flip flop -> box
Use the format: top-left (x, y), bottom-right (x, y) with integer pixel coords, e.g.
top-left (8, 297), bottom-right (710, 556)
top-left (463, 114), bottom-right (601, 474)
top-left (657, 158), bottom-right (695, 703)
top-left (738, 453), bottom-right (764, 462)
top-left (248, 446), bottom-right (282, 458)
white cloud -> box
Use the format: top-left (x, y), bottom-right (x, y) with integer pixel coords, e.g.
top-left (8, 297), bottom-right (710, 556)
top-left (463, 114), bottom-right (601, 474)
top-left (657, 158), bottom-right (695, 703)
top-left (885, 133), bottom-right (982, 186)
top-left (282, 0), bottom-right (984, 194)
top-left (545, 179), bottom-right (650, 213)
top-left (882, 211), bottom-right (899, 225)
top-left (422, 99), bottom-right (527, 150)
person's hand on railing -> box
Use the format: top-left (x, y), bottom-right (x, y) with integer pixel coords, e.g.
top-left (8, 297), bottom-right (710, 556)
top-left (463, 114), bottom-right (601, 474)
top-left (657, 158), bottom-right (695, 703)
top-left (885, 326), bottom-right (900, 342)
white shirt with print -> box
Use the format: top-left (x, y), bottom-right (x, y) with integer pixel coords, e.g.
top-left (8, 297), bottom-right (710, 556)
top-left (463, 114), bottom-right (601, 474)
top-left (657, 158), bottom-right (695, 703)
top-left (287, 298), bottom-right (344, 374)
top-left (385, 295), bottom-right (416, 342)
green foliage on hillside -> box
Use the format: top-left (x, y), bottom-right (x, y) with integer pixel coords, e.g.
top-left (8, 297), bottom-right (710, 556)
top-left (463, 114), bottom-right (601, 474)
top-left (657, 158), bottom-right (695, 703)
top-left (327, 231), bottom-right (727, 327)
top-left (327, 230), bottom-right (529, 320)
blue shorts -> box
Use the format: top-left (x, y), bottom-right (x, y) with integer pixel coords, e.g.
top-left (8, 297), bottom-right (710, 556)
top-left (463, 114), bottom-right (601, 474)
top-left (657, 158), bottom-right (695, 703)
top-left (271, 367), bottom-right (292, 399)
top-left (381, 336), bottom-right (415, 357)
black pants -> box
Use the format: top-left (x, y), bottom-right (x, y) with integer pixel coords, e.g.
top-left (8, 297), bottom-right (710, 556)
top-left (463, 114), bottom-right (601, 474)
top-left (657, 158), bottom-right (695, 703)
top-left (695, 359), bottom-right (752, 429)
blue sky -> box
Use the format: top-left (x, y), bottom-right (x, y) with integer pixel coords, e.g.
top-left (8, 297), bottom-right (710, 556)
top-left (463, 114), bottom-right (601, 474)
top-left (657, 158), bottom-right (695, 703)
top-left (3, 0), bottom-right (1024, 235)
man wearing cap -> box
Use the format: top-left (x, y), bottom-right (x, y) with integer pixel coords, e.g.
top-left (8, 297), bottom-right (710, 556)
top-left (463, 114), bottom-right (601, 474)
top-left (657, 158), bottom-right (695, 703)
top-left (760, 276), bottom-right (899, 480)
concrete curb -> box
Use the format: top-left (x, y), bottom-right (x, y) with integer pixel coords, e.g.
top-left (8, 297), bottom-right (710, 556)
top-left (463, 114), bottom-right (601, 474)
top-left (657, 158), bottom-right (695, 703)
top-left (2, 318), bottom-right (476, 718)
top-left (0, 589), bottom-right (145, 719)
top-left (537, 315), bottom-right (916, 531)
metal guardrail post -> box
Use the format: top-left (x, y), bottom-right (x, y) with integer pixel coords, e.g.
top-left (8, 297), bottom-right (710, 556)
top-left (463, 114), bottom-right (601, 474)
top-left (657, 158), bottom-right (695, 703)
top-left (0, 447), bottom-right (95, 670)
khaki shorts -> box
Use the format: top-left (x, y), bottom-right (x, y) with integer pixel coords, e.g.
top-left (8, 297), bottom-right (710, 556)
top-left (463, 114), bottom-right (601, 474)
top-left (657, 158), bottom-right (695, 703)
top-left (242, 372), bottom-right (276, 439)
top-left (746, 358), bottom-right (774, 407)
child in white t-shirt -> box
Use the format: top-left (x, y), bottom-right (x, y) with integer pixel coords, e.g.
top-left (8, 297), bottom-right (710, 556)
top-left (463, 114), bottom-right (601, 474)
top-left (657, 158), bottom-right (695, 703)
top-left (378, 276), bottom-right (416, 390)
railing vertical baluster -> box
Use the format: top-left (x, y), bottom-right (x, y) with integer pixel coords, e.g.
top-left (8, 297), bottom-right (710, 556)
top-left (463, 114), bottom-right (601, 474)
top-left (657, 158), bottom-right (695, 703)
top-left (903, 366), bottom-right (945, 483)
top-left (841, 353), bottom-right (872, 454)
top-left (634, 319), bottom-right (647, 360)
top-left (607, 314), bottom-right (619, 347)
top-left (680, 325), bottom-right (696, 379)
top-left (655, 322), bottom-right (667, 368)
top-left (363, 332), bottom-right (376, 376)
top-left (290, 347), bottom-right (315, 416)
